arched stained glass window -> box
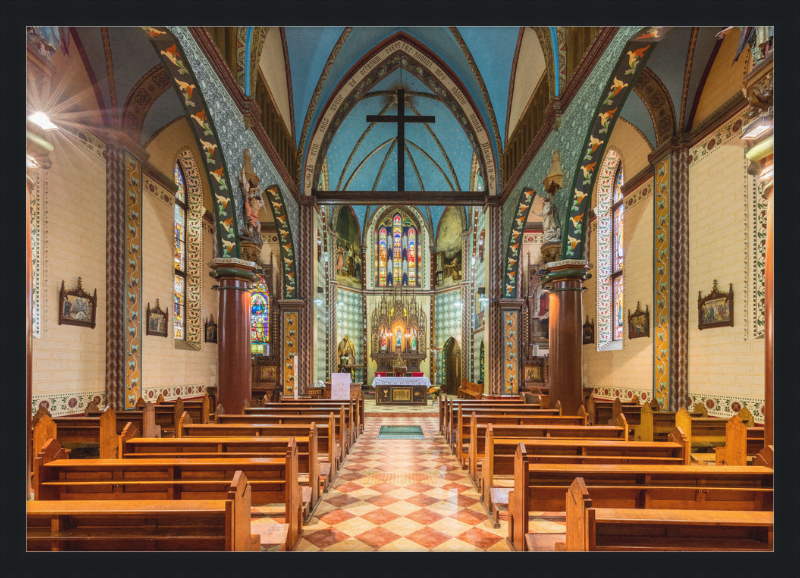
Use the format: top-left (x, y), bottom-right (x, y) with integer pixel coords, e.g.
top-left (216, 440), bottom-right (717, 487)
top-left (379, 227), bottom-right (387, 287)
top-left (393, 214), bottom-right (402, 285)
top-left (611, 165), bottom-right (624, 341)
top-left (251, 275), bottom-right (270, 354)
top-left (408, 227), bottom-right (417, 286)
top-left (173, 163), bottom-right (187, 339)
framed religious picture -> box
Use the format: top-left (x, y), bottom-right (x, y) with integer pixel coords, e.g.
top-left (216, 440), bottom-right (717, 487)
top-left (58, 278), bottom-right (97, 329)
top-left (583, 316), bottom-right (595, 344)
top-left (698, 280), bottom-right (734, 330)
top-left (204, 314), bottom-right (218, 343)
top-left (146, 300), bottom-right (168, 337)
top-left (628, 302), bottom-right (650, 339)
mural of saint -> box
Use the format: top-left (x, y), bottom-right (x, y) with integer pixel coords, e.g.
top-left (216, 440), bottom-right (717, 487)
top-left (396, 327), bottom-right (403, 350)
top-left (435, 207), bottom-right (464, 288)
top-left (411, 332), bottom-right (417, 351)
top-left (380, 331), bottom-right (388, 352)
top-left (334, 207), bottom-right (362, 289)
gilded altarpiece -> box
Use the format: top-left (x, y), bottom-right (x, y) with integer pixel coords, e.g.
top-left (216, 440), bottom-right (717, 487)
top-left (370, 290), bottom-right (427, 373)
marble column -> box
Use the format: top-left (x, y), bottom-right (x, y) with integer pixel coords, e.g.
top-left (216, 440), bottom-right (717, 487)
top-left (209, 258), bottom-right (258, 414)
top-left (544, 259), bottom-right (590, 415)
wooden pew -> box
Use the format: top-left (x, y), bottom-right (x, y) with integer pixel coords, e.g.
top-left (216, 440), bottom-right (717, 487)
top-left (554, 477), bottom-right (773, 551)
top-left (28, 469), bottom-right (263, 551)
top-left (247, 402), bottom-right (357, 449)
top-left (33, 437), bottom-right (301, 550)
top-left (447, 401), bottom-right (547, 446)
top-left (481, 424), bottom-right (689, 525)
top-left (135, 396), bottom-right (183, 435)
top-left (509, 444), bottom-right (774, 551)
top-left (280, 397), bottom-right (365, 434)
top-left (215, 412), bottom-right (340, 489)
top-left (48, 406), bottom-right (119, 459)
top-left (460, 408), bottom-right (589, 469)
top-left (711, 415), bottom-right (767, 466)
top-left (630, 401), bottom-right (706, 442)
top-left (440, 395), bottom-right (523, 436)
top-left (85, 401), bottom-right (162, 437)
top-left (148, 392), bottom-right (211, 424)
top-left (585, 395), bottom-right (641, 426)
top-left (119, 424), bottom-right (320, 521)
top-left (458, 378), bottom-right (483, 399)
top-left (453, 405), bottom-right (562, 455)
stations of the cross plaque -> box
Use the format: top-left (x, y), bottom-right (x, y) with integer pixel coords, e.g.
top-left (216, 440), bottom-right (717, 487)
top-left (366, 88), bottom-right (435, 191)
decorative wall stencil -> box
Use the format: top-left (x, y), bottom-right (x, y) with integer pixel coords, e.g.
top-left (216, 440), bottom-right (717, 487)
top-left (336, 288), bottom-right (363, 382)
top-left (563, 27), bottom-right (673, 260)
top-left (623, 179), bottom-right (653, 209)
top-left (698, 280), bottom-right (734, 330)
top-left (177, 149), bottom-right (204, 350)
top-left (30, 170), bottom-right (42, 338)
top-left (653, 155), bottom-right (671, 411)
top-left (32, 391), bottom-right (106, 418)
top-left (503, 310), bottom-right (519, 394)
top-left (263, 185), bottom-right (298, 298)
top-left (283, 311), bottom-right (298, 395)
top-left (686, 393), bottom-right (765, 424)
top-left (146, 300), bottom-right (168, 337)
top-left (688, 107), bottom-right (748, 168)
top-left (142, 385), bottom-right (207, 403)
top-left (141, 26), bottom-right (242, 259)
top-left (744, 163), bottom-right (767, 340)
top-left (502, 26), bottom-right (640, 255)
top-left (555, 27), bottom-right (567, 93)
top-left (628, 302), bottom-right (650, 339)
top-left (596, 149), bottom-right (620, 348)
top-left (631, 67), bottom-right (677, 146)
top-left (105, 145), bottom-right (126, 411)
top-left (304, 33), bottom-right (496, 196)
top-left (143, 174), bottom-right (174, 208)
top-left (124, 152), bottom-right (143, 409)
top-left (121, 63), bottom-right (172, 142)
top-left (590, 386), bottom-right (651, 404)
top-left (503, 188), bottom-right (535, 298)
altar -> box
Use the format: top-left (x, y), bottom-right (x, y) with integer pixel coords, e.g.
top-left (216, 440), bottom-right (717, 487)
top-left (373, 376), bottom-right (430, 406)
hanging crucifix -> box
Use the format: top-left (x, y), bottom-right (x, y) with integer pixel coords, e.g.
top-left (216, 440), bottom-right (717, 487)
top-left (366, 88), bottom-right (435, 191)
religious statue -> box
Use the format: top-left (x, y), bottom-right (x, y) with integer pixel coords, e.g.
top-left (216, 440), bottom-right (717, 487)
top-left (531, 190), bottom-right (561, 243)
top-left (380, 330), bottom-right (388, 352)
top-left (240, 151), bottom-right (265, 241)
top-left (411, 332), bottom-right (417, 351)
top-left (396, 327), bottom-right (403, 350)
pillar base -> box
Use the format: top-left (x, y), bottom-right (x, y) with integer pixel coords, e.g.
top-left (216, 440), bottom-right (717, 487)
top-left (544, 259), bottom-right (590, 416)
top-left (209, 258), bottom-right (258, 415)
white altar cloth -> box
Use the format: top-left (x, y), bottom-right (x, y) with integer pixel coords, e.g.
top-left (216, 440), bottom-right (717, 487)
top-left (372, 376), bottom-right (431, 387)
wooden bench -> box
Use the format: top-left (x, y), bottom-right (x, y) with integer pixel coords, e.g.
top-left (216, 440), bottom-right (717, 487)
top-left (134, 395), bottom-right (185, 435)
top-left (47, 407), bottom-right (119, 459)
top-left (215, 412), bottom-right (341, 487)
top-left (145, 392), bottom-right (211, 424)
top-left (84, 401), bottom-right (164, 437)
top-left (707, 415), bottom-right (766, 466)
top-left (33, 437), bottom-right (302, 549)
top-left (118, 426), bottom-right (321, 523)
top-left (452, 405), bottom-right (562, 455)
top-left (279, 397), bottom-right (365, 434)
top-left (554, 477), bottom-right (773, 551)
top-left (28, 469), bottom-right (264, 551)
top-left (626, 400), bottom-right (707, 441)
top-left (459, 409), bottom-right (590, 470)
top-left (440, 396), bottom-right (523, 436)
top-left (246, 402), bottom-right (357, 449)
top-left (509, 444), bottom-right (774, 550)
top-left (480, 425), bottom-right (690, 526)
top-left (458, 378), bottom-right (483, 399)
top-left (585, 395), bottom-right (641, 426)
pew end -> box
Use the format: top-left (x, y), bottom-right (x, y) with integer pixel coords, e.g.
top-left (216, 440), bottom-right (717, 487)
top-left (118, 421), bottom-right (141, 458)
top-left (667, 426), bottom-right (691, 465)
top-left (33, 438), bottom-right (70, 500)
top-left (564, 477), bottom-right (592, 552)
top-left (177, 410), bottom-right (193, 438)
top-left (714, 415), bottom-right (748, 466)
top-left (83, 400), bottom-right (100, 416)
top-left (754, 445), bottom-right (774, 469)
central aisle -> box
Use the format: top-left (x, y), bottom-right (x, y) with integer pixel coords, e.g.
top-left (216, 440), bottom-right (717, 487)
top-left (292, 415), bottom-right (513, 551)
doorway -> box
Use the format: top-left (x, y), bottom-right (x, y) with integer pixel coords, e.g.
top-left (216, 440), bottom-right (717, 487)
top-left (443, 337), bottom-right (461, 396)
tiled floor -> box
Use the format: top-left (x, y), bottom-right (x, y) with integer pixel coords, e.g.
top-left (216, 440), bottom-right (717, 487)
top-left (363, 397), bottom-right (441, 415)
top-left (291, 415), bottom-right (515, 551)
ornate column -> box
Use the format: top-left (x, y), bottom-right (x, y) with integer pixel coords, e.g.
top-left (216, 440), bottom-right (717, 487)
top-left (209, 258), bottom-right (258, 414)
top-left (486, 201), bottom-right (504, 395)
top-left (279, 299), bottom-right (306, 397)
top-left (499, 298), bottom-right (525, 395)
top-left (544, 259), bottom-right (590, 415)
top-left (297, 196), bottom-right (317, 391)
top-left (764, 187), bottom-right (773, 446)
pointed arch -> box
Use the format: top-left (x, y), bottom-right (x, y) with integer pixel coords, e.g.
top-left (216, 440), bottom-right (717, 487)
top-left (502, 188), bottom-right (536, 298)
top-left (303, 32), bottom-right (497, 197)
top-left (262, 184), bottom-right (298, 298)
top-left (594, 147), bottom-right (623, 348)
top-left (562, 27), bottom-right (674, 260)
top-left (142, 26), bottom-right (243, 259)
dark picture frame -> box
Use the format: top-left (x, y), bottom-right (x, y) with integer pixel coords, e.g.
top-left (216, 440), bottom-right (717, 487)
top-left (146, 300), bottom-right (168, 337)
top-left (583, 316), bottom-right (595, 344)
top-left (204, 314), bottom-right (218, 343)
top-left (628, 302), bottom-right (650, 339)
top-left (698, 280), bottom-right (734, 330)
top-left (58, 278), bottom-right (97, 329)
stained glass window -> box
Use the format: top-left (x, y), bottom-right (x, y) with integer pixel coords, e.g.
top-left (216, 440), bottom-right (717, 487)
top-left (379, 227), bottom-right (387, 287)
top-left (250, 275), bottom-right (270, 354)
top-left (173, 163), bottom-right (187, 339)
top-left (408, 227), bottom-right (416, 286)
top-left (613, 204), bottom-right (624, 272)
top-left (613, 166), bottom-right (624, 203)
top-left (375, 210), bottom-right (419, 287)
top-left (393, 214), bottom-right (402, 285)
top-left (613, 275), bottom-right (624, 340)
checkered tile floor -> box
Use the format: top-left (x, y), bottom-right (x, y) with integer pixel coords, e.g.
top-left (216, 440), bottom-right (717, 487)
top-left (363, 398), bottom-right (440, 415)
top-left (291, 415), bottom-right (514, 551)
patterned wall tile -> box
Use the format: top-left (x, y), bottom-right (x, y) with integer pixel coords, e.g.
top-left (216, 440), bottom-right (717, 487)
top-left (435, 289), bottom-right (463, 385)
top-left (336, 288), bottom-right (363, 383)
top-left (283, 311), bottom-right (298, 395)
top-left (653, 155), bottom-right (671, 411)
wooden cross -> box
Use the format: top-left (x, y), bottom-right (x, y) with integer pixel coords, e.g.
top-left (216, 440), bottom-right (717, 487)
top-left (366, 88), bottom-right (435, 191)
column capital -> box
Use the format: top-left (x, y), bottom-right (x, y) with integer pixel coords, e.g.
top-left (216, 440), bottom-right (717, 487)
top-left (277, 299), bottom-right (306, 308)
top-left (543, 259), bottom-right (590, 285)
top-left (208, 258), bottom-right (259, 281)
